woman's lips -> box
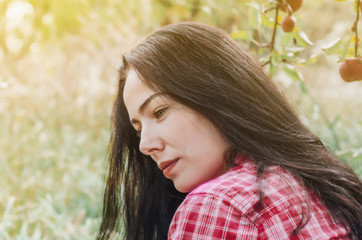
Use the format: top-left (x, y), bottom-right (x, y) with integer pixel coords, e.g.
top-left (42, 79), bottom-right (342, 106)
top-left (158, 158), bottom-right (179, 178)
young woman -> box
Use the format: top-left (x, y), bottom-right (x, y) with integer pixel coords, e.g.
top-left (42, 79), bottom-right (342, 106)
top-left (98, 22), bottom-right (362, 239)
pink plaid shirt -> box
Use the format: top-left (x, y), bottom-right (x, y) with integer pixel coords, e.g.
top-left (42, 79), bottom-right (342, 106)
top-left (168, 156), bottom-right (350, 239)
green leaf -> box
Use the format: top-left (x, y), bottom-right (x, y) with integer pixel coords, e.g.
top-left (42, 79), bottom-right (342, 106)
top-left (261, 14), bottom-right (275, 28)
top-left (259, 53), bottom-right (272, 66)
top-left (230, 30), bottom-right (252, 40)
top-left (248, 3), bottom-right (261, 29)
top-left (271, 50), bottom-right (282, 63)
top-left (322, 37), bottom-right (343, 55)
top-left (270, 62), bottom-right (277, 76)
top-left (299, 81), bottom-right (308, 94)
top-left (284, 64), bottom-right (303, 82)
top-left (297, 54), bottom-right (320, 66)
top-left (279, 52), bottom-right (298, 63)
top-left (284, 46), bottom-right (305, 53)
top-left (281, 32), bottom-right (294, 46)
top-left (294, 31), bottom-right (313, 47)
top-left (330, 114), bottom-right (341, 129)
top-left (340, 35), bottom-right (353, 61)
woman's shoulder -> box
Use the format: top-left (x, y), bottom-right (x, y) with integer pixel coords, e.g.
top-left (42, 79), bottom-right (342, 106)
top-left (187, 157), bottom-right (309, 217)
top-left (173, 157), bottom-right (350, 239)
top-left (189, 157), bottom-right (258, 204)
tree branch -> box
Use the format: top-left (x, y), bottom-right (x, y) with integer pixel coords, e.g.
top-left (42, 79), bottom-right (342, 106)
top-left (270, 6), bottom-right (279, 53)
top-left (353, 0), bottom-right (360, 57)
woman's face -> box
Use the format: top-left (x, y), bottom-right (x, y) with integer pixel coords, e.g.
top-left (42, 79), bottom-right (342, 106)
top-left (123, 69), bottom-right (230, 193)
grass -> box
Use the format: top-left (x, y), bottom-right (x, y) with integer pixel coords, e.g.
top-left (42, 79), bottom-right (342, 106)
top-left (0, 0), bottom-right (361, 238)
top-left (0, 37), bottom-right (114, 238)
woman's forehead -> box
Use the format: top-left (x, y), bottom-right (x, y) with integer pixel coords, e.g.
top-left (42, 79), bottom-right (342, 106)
top-left (124, 70), bottom-right (145, 97)
top-left (123, 69), bottom-right (161, 114)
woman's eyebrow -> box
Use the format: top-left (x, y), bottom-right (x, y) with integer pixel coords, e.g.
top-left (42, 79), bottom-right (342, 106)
top-left (138, 93), bottom-right (164, 113)
top-left (130, 92), bottom-right (164, 124)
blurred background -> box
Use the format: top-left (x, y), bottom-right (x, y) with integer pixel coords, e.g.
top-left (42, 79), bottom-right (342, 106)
top-left (0, 0), bottom-right (361, 238)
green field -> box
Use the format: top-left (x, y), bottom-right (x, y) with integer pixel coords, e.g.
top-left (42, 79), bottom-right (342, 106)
top-left (1, 0), bottom-right (361, 238)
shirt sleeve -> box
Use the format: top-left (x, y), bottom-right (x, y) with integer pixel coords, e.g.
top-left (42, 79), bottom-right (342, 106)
top-left (168, 193), bottom-right (258, 240)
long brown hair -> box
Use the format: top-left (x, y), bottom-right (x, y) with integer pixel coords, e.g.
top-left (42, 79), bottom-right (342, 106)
top-left (98, 22), bottom-right (362, 240)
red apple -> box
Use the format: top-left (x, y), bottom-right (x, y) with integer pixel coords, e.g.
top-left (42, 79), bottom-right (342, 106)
top-left (339, 58), bottom-right (362, 82)
top-left (278, 0), bottom-right (303, 13)
top-left (281, 16), bottom-right (296, 32)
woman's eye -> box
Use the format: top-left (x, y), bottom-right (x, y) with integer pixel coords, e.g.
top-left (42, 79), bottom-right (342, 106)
top-left (153, 107), bottom-right (168, 119)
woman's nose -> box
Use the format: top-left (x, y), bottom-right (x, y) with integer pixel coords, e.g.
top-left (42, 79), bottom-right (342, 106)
top-left (139, 126), bottom-right (164, 156)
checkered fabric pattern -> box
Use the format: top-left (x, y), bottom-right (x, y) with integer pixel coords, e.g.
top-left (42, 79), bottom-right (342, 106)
top-left (168, 156), bottom-right (350, 239)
